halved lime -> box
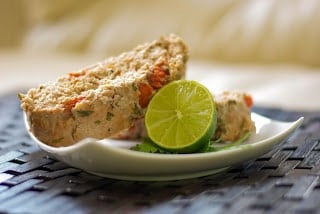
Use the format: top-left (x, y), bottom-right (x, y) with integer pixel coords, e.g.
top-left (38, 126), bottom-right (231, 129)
top-left (145, 80), bottom-right (217, 153)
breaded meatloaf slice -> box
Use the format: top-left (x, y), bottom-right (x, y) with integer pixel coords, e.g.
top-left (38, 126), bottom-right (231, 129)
top-left (19, 34), bottom-right (188, 147)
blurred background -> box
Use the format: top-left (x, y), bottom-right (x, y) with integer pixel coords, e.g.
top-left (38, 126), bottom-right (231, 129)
top-left (1, 0), bottom-right (320, 110)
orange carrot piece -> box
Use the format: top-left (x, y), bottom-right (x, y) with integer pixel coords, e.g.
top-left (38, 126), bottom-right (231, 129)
top-left (244, 94), bottom-right (253, 108)
top-left (149, 65), bottom-right (169, 89)
top-left (138, 83), bottom-right (154, 108)
top-left (64, 96), bottom-right (85, 110)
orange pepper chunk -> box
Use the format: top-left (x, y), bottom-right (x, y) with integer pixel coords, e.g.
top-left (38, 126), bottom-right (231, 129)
top-left (244, 94), bottom-right (253, 108)
top-left (149, 65), bottom-right (169, 89)
top-left (64, 96), bottom-right (85, 110)
top-left (138, 83), bottom-right (154, 108)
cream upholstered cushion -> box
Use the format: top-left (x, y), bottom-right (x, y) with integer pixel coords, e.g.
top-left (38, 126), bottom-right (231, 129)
top-left (18, 0), bottom-right (320, 66)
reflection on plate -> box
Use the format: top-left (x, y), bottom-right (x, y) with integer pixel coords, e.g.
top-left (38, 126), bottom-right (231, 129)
top-left (25, 113), bottom-right (303, 181)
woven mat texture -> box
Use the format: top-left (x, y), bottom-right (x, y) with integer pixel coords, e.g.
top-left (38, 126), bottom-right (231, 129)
top-left (0, 93), bottom-right (319, 214)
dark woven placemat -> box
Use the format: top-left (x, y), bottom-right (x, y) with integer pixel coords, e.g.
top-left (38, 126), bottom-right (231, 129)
top-left (0, 93), bottom-right (319, 214)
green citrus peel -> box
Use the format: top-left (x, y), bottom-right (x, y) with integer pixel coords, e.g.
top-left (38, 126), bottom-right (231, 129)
top-left (132, 80), bottom-right (216, 153)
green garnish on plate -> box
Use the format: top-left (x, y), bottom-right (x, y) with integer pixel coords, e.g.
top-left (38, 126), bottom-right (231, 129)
top-left (131, 132), bottom-right (251, 154)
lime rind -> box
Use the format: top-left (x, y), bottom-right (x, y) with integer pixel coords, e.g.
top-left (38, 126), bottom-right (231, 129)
top-left (145, 80), bottom-right (217, 153)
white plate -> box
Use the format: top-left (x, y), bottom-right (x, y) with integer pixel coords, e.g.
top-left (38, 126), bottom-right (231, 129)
top-left (25, 113), bottom-right (303, 181)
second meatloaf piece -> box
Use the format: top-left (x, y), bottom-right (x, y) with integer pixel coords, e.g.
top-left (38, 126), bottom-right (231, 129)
top-left (19, 34), bottom-right (188, 147)
top-left (213, 91), bottom-right (255, 141)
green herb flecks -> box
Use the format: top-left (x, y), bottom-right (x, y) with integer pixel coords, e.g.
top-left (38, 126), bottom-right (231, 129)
top-left (17, 93), bottom-right (25, 100)
top-left (227, 100), bottom-right (237, 105)
top-left (94, 120), bottom-right (101, 125)
top-left (106, 112), bottom-right (114, 121)
top-left (133, 103), bottom-right (142, 116)
top-left (51, 137), bottom-right (64, 144)
top-left (132, 83), bottom-right (138, 91)
top-left (76, 110), bottom-right (94, 117)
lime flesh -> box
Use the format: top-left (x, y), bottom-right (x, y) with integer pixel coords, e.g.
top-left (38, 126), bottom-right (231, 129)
top-left (145, 80), bottom-right (217, 153)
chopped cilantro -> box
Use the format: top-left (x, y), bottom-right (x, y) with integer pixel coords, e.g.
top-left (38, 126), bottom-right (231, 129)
top-left (132, 83), bottom-right (138, 91)
top-left (51, 137), bottom-right (64, 144)
top-left (227, 100), bottom-right (237, 105)
top-left (131, 132), bottom-right (251, 154)
top-left (133, 103), bottom-right (142, 115)
top-left (94, 120), bottom-right (101, 125)
top-left (76, 110), bottom-right (94, 117)
top-left (131, 138), bottom-right (170, 154)
top-left (106, 112), bottom-right (114, 121)
top-left (17, 93), bottom-right (24, 100)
